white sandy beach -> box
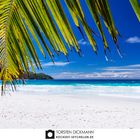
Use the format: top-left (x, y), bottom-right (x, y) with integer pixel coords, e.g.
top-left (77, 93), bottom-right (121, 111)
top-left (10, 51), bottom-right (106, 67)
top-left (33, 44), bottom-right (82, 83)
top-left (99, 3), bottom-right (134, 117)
top-left (0, 85), bottom-right (140, 128)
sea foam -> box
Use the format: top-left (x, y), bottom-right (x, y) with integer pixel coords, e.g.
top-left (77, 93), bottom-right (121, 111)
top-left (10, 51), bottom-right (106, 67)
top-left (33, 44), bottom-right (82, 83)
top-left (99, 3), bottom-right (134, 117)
top-left (14, 84), bottom-right (140, 99)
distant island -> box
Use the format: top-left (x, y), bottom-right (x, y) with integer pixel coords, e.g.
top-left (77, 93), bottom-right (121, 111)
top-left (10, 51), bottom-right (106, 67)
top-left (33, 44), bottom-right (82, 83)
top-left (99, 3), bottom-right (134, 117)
top-left (22, 72), bottom-right (53, 80)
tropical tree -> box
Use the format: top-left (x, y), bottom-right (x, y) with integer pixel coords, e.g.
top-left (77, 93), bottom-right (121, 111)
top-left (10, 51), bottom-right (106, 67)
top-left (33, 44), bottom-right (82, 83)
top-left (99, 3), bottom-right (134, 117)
top-left (0, 0), bottom-right (139, 94)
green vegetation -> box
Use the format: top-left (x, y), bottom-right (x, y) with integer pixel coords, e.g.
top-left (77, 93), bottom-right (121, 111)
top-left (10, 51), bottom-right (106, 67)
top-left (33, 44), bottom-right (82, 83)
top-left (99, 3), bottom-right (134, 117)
top-left (23, 72), bottom-right (53, 80)
top-left (0, 0), bottom-right (139, 93)
top-left (130, 0), bottom-right (140, 21)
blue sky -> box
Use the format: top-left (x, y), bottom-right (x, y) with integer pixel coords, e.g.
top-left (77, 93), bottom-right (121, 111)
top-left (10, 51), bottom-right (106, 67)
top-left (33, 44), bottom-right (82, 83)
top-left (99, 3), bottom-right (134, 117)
top-left (35, 0), bottom-right (140, 79)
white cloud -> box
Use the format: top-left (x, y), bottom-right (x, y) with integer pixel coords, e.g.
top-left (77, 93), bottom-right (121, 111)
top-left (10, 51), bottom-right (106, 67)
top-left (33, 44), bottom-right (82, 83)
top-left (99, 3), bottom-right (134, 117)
top-left (42, 62), bottom-right (71, 67)
top-left (103, 64), bottom-right (140, 71)
top-left (78, 39), bottom-right (89, 45)
top-left (52, 64), bottom-right (140, 79)
top-left (126, 36), bottom-right (140, 43)
top-left (53, 71), bottom-right (138, 79)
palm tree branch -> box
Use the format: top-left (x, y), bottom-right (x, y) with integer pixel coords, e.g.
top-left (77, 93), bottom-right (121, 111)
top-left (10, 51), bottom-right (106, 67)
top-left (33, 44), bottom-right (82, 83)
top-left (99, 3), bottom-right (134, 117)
top-left (130, 0), bottom-right (140, 21)
top-left (0, 0), bottom-right (125, 94)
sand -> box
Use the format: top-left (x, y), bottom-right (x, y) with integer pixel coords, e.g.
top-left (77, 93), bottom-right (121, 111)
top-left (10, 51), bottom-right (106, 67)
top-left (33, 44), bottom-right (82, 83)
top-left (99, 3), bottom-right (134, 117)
top-left (0, 90), bottom-right (140, 128)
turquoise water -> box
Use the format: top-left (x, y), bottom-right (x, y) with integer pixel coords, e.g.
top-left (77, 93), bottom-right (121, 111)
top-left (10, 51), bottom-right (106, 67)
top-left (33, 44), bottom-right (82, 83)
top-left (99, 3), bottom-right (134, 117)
top-left (1, 79), bottom-right (140, 86)
top-left (21, 79), bottom-right (140, 86)
top-left (1, 79), bottom-right (140, 98)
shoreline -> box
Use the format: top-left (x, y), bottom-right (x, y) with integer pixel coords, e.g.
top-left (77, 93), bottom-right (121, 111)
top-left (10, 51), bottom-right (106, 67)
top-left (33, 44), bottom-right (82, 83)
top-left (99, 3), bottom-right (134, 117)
top-left (15, 85), bottom-right (140, 99)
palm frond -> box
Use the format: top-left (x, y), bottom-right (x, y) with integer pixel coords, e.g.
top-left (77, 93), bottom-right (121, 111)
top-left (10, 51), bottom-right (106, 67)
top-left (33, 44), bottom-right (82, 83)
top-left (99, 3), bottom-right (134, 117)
top-left (0, 0), bottom-right (120, 94)
top-left (130, 0), bottom-right (140, 21)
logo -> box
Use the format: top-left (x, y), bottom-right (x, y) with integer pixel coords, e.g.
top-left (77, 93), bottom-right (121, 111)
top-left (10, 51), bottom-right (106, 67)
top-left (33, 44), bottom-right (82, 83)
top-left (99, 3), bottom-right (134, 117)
top-left (45, 130), bottom-right (55, 139)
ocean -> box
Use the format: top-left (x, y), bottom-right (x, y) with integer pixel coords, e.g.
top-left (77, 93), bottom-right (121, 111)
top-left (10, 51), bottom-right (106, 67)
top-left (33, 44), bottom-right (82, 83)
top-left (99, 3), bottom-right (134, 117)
top-left (5, 79), bottom-right (139, 99)
top-left (24, 79), bottom-right (140, 86)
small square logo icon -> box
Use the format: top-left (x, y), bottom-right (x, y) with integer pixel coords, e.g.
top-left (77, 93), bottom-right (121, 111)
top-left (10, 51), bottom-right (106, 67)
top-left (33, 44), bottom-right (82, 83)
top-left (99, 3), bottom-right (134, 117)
top-left (45, 130), bottom-right (55, 139)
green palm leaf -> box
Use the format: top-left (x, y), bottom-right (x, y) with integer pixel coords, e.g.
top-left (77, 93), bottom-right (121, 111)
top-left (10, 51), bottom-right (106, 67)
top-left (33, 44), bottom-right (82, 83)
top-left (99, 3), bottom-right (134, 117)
top-left (130, 0), bottom-right (140, 21)
top-left (0, 0), bottom-right (126, 94)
